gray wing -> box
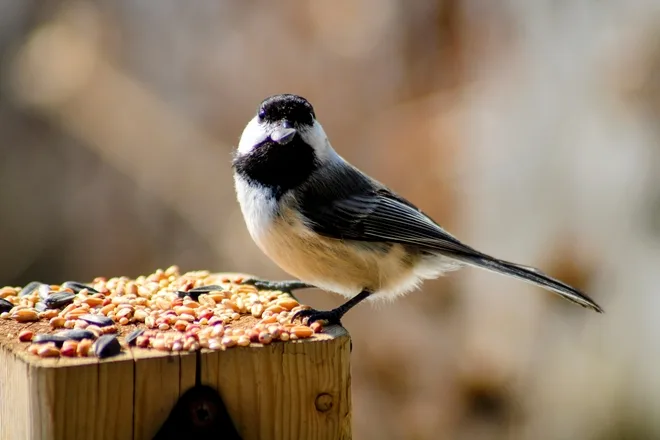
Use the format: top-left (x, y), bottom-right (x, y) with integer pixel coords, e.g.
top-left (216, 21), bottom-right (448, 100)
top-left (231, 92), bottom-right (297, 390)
top-left (297, 164), bottom-right (478, 256)
top-left (296, 163), bottom-right (604, 312)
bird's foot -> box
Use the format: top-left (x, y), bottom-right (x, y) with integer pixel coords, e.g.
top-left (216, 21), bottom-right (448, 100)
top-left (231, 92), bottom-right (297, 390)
top-left (240, 278), bottom-right (314, 302)
top-left (292, 308), bottom-right (343, 326)
top-left (177, 284), bottom-right (225, 299)
top-left (240, 278), bottom-right (314, 293)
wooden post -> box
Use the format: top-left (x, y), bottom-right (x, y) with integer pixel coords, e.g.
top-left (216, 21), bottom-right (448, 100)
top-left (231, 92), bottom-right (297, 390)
top-left (0, 276), bottom-right (352, 440)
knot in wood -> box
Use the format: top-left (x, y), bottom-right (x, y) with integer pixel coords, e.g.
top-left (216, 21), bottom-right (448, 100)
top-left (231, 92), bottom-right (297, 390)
top-left (314, 393), bottom-right (333, 412)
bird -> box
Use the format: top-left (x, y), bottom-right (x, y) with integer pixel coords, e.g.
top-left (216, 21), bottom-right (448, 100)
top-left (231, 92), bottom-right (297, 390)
top-left (226, 93), bottom-right (603, 326)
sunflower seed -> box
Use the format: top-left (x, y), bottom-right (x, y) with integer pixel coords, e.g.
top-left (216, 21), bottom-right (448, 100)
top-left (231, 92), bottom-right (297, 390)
top-left (126, 328), bottom-right (145, 346)
top-left (34, 302), bottom-right (48, 312)
top-left (94, 335), bottom-right (121, 358)
top-left (177, 284), bottom-right (225, 300)
top-left (33, 334), bottom-right (69, 346)
top-left (0, 298), bottom-right (13, 313)
top-left (33, 329), bottom-right (96, 346)
top-left (44, 292), bottom-right (75, 309)
top-left (62, 281), bottom-right (99, 294)
top-left (79, 314), bottom-right (113, 327)
top-left (18, 281), bottom-right (43, 297)
top-left (57, 329), bottom-right (97, 341)
top-left (38, 284), bottom-right (51, 300)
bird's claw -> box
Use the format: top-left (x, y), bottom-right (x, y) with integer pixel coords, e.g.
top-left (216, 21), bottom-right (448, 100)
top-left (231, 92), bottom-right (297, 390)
top-left (240, 278), bottom-right (273, 290)
top-left (241, 278), bottom-right (313, 292)
top-left (292, 308), bottom-right (343, 326)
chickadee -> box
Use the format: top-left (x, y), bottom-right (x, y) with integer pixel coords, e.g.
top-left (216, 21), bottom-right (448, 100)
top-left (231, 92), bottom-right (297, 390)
top-left (230, 94), bottom-right (603, 325)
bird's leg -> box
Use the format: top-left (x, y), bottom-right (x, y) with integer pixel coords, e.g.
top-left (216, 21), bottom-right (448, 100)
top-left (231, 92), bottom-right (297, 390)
top-left (239, 278), bottom-right (315, 302)
top-left (292, 290), bottom-right (371, 326)
top-left (178, 279), bottom-right (314, 302)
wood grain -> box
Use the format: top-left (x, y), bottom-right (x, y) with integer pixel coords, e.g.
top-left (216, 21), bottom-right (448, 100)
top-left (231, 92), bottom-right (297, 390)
top-left (132, 348), bottom-right (184, 440)
top-left (200, 325), bottom-right (352, 440)
top-left (0, 325), bottom-right (352, 440)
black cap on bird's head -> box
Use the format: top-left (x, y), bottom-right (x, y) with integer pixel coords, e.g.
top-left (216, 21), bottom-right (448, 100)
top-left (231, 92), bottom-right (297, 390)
top-left (235, 93), bottom-right (326, 193)
top-left (257, 95), bottom-right (316, 145)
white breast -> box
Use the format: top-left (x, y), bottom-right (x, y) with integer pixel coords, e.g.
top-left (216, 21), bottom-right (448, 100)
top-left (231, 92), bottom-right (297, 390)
top-left (233, 176), bottom-right (279, 247)
top-left (234, 175), bottom-right (463, 302)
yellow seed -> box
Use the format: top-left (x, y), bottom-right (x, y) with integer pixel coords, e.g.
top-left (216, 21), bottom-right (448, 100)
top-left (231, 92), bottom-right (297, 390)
top-left (221, 299), bottom-right (239, 313)
top-left (116, 308), bottom-right (132, 319)
top-left (236, 285), bottom-right (258, 295)
top-left (101, 303), bottom-right (116, 315)
top-left (174, 306), bottom-right (195, 316)
top-left (0, 287), bottom-right (17, 298)
top-left (265, 305), bottom-right (284, 314)
top-left (276, 298), bottom-right (299, 311)
top-left (209, 292), bottom-right (228, 303)
top-left (133, 309), bottom-right (148, 322)
top-left (237, 335), bottom-right (251, 347)
top-left (49, 317), bottom-right (66, 328)
top-left (151, 338), bottom-right (166, 350)
top-left (12, 309), bottom-right (38, 322)
top-left (235, 297), bottom-right (246, 313)
top-left (60, 303), bottom-right (76, 315)
top-left (173, 320), bottom-right (188, 332)
top-left (39, 309), bottom-right (59, 319)
top-left (165, 265), bottom-right (180, 276)
top-left (65, 308), bottom-right (87, 320)
top-left (38, 344), bottom-right (60, 358)
top-left (291, 326), bottom-right (313, 339)
top-left (251, 304), bottom-right (264, 318)
top-left (198, 294), bottom-right (216, 307)
top-left (156, 298), bottom-right (171, 310)
top-left (77, 339), bottom-right (93, 356)
top-left (260, 315), bottom-right (278, 325)
top-left (179, 313), bottom-right (195, 322)
top-left (221, 336), bottom-right (237, 348)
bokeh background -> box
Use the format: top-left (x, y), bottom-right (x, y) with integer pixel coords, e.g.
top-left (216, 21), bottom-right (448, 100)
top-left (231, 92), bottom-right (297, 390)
top-left (1, 1), bottom-right (660, 439)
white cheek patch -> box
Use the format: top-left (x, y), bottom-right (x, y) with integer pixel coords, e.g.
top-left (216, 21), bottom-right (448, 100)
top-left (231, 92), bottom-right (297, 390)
top-left (299, 121), bottom-right (340, 164)
top-left (237, 116), bottom-right (270, 155)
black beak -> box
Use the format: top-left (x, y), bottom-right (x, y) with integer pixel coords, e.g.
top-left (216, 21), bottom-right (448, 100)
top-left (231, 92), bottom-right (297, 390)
top-left (270, 121), bottom-right (297, 145)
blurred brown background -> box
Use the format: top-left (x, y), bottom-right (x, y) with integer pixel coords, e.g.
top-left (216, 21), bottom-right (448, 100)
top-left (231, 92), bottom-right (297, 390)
top-left (1, 1), bottom-right (660, 439)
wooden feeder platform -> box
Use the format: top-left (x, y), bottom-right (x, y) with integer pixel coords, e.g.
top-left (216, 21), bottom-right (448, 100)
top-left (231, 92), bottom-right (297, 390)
top-left (0, 272), bottom-right (352, 440)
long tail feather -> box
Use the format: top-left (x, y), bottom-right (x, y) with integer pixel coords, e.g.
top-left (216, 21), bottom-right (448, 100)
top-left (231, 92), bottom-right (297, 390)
top-left (450, 253), bottom-right (604, 313)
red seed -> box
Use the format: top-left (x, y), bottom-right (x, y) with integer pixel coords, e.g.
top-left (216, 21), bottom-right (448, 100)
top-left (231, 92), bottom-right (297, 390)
top-left (18, 330), bottom-right (33, 342)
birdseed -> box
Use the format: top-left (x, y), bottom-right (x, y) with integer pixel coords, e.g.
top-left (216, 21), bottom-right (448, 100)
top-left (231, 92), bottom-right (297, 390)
top-left (0, 266), bottom-right (323, 360)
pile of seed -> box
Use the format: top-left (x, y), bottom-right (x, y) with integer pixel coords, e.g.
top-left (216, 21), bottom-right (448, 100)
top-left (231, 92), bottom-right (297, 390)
top-left (0, 266), bottom-right (321, 359)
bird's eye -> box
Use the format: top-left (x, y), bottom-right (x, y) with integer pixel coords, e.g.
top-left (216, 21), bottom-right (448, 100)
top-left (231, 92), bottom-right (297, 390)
top-left (258, 108), bottom-right (266, 120)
